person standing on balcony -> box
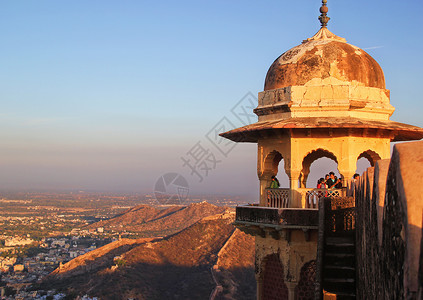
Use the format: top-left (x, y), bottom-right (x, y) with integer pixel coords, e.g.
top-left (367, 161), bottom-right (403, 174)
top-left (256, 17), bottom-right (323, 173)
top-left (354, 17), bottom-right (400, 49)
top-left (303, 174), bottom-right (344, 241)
top-left (270, 176), bottom-right (280, 188)
top-left (317, 178), bottom-right (327, 188)
top-left (347, 173), bottom-right (360, 196)
top-left (331, 175), bottom-right (342, 189)
top-left (335, 176), bottom-right (343, 188)
top-left (327, 172), bottom-right (337, 188)
top-left (324, 174), bottom-right (330, 186)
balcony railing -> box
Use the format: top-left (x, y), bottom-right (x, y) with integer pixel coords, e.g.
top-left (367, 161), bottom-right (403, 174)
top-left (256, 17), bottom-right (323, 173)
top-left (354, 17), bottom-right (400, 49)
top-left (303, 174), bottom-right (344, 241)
top-left (267, 188), bottom-right (290, 208)
top-left (302, 188), bottom-right (344, 208)
top-left (266, 188), bottom-right (346, 209)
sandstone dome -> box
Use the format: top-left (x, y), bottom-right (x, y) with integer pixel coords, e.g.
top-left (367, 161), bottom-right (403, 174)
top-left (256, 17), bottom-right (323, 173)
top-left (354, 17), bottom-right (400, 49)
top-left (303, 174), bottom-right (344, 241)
top-left (264, 28), bottom-right (385, 91)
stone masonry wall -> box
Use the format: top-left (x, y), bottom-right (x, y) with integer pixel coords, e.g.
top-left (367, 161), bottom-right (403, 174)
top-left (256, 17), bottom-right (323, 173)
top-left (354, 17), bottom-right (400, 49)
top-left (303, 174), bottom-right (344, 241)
top-left (355, 140), bottom-right (423, 299)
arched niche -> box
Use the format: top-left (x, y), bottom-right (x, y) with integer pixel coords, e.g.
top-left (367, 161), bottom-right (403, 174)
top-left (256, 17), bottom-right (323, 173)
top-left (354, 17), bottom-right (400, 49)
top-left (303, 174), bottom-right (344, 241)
top-left (295, 260), bottom-right (316, 300)
top-left (301, 149), bottom-right (339, 188)
top-left (262, 150), bottom-right (289, 188)
top-left (260, 253), bottom-right (289, 300)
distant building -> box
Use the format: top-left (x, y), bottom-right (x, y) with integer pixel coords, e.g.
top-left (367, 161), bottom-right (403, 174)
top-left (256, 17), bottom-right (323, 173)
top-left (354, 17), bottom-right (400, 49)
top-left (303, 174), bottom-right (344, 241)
top-left (5, 237), bottom-right (34, 247)
top-left (51, 239), bottom-right (66, 247)
top-left (13, 264), bottom-right (25, 272)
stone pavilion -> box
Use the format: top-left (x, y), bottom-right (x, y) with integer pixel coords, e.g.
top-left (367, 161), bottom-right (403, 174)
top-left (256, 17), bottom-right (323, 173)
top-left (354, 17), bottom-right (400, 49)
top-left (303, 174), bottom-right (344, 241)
top-left (221, 1), bottom-right (423, 299)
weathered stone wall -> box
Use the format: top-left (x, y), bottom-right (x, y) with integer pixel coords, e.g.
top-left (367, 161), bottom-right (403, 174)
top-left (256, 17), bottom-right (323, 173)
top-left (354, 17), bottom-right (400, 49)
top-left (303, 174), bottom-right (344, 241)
top-left (255, 229), bottom-right (318, 300)
top-left (261, 253), bottom-right (289, 299)
top-left (355, 140), bottom-right (423, 299)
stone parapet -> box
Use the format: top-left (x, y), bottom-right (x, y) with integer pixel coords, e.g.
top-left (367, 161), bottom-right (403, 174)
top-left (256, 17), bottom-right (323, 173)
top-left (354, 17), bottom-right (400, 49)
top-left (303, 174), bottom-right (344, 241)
top-left (235, 205), bottom-right (318, 227)
top-left (234, 205), bottom-right (318, 244)
top-left (354, 140), bottom-right (423, 299)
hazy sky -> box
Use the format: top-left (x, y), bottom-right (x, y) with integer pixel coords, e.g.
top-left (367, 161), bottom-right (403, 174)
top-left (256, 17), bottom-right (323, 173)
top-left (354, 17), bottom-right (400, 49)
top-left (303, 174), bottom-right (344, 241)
top-left (0, 0), bottom-right (422, 197)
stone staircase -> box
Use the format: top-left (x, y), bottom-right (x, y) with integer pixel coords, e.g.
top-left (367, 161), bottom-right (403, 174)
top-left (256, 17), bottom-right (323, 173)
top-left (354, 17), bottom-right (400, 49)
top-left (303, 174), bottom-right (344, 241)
top-left (322, 234), bottom-right (356, 299)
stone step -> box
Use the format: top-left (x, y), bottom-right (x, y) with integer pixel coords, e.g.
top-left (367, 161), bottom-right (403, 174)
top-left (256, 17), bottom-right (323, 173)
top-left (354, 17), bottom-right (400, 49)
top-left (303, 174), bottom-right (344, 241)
top-left (324, 265), bottom-right (355, 271)
top-left (324, 291), bottom-right (356, 300)
top-left (325, 246), bottom-right (355, 254)
top-left (324, 278), bottom-right (355, 283)
top-left (324, 289), bottom-right (356, 298)
top-left (324, 265), bottom-right (355, 278)
top-left (335, 292), bottom-right (356, 296)
top-left (323, 278), bottom-right (356, 295)
top-left (325, 241), bottom-right (355, 247)
top-left (325, 253), bottom-right (354, 258)
top-left (326, 236), bottom-right (355, 245)
top-left (326, 232), bottom-right (355, 238)
top-left (323, 233), bottom-right (356, 299)
top-left (324, 254), bottom-right (355, 267)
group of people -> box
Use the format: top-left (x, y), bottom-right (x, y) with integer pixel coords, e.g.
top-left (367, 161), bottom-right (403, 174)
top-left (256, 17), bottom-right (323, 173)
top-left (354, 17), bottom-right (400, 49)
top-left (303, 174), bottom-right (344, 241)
top-left (316, 172), bottom-right (360, 189)
top-left (269, 172), bottom-right (360, 189)
top-left (317, 172), bottom-right (343, 189)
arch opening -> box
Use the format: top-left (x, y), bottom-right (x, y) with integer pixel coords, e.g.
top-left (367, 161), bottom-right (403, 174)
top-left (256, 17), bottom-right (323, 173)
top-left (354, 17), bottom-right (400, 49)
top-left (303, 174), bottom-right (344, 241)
top-left (263, 150), bottom-right (289, 188)
top-left (301, 149), bottom-right (340, 188)
top-left (355, 150), bottom-right (381, 176)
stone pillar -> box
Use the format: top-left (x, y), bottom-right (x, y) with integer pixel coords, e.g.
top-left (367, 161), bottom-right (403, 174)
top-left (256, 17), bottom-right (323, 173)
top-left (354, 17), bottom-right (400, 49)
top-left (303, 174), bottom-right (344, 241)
top-left (339, 170), bottom-right (355, 188)
top-left (259, 174), bottom-right (272, 206)
top-left (286, 282), bottom-right (297, 300)
top-left (256, 273), bottom-right (263, 300)
top-left (338, 154), bottom-right (357, 189)
top-left (289, 170), bottom-right (301, 208)
top-left (300, 170), bottom-right (309, 188)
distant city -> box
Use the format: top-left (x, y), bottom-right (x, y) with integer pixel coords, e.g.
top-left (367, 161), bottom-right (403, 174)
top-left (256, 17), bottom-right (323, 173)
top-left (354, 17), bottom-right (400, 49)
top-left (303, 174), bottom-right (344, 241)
top-left (0, 191), bottom-right (253, 299)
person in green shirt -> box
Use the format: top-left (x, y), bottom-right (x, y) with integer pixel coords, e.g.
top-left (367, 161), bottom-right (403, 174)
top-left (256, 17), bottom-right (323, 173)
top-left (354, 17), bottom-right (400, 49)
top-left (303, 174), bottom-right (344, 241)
top-left (270, 176), bottom-right (280, 189)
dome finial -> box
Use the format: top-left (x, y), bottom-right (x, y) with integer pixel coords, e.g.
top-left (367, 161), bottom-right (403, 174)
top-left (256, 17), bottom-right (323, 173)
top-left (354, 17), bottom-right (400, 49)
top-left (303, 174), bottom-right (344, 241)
top-left (304, 0), bottom-right (345, 43)
top-left (318, 0), bottom-right (330, 27)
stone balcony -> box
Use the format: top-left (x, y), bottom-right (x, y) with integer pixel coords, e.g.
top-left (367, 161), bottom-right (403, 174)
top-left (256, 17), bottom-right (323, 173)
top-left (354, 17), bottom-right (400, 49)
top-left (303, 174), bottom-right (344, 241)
top-left (234, 205), bottom-right (318, 241)
top-left (234, 188), bottom-right (346, 240)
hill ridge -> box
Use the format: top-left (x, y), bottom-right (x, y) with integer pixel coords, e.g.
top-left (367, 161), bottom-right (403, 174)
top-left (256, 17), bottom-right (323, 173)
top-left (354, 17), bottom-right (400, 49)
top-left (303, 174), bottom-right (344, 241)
top-left (43, 204), bottom-right (255, 299)
top-left (87, 201), bottom-right (230, 237)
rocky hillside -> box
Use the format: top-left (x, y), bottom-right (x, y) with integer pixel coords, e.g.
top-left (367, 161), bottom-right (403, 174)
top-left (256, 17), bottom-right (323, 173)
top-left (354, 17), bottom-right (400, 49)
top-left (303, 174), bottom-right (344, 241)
top-left (87, 201), bottom-right (229, 237)
top-left (212, 228), bottom-right (256, 299)
top-left (43, 208), bottom-right (255, 299)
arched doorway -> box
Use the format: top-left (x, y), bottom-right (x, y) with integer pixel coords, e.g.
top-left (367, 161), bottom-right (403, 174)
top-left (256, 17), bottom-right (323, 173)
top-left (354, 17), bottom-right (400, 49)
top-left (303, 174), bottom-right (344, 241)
top-left (262, 151), bottom-right (290, 207)
top-left (263, 150), bottom-right (289, 188)
top-left (301, 149), bottom-right (339, 188)
top-left (299, 149), bottom-right (343, 208)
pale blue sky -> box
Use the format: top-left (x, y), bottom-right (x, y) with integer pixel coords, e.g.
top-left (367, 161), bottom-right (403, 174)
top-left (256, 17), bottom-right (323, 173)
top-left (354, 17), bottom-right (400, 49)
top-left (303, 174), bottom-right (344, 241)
top-left (0, 1), bottom-right (422, 196)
